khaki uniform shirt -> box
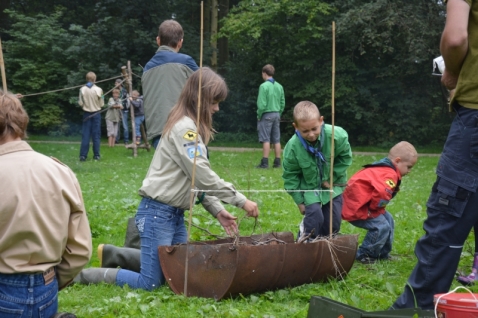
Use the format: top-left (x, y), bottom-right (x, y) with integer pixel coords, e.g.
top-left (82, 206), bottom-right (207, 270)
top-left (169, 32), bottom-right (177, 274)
top-left (0, 141), bottom-right (92, 288)
top-left (79, 84), bottom-right (104, 112)
top-left (139, 117), bottom-right (246, 216)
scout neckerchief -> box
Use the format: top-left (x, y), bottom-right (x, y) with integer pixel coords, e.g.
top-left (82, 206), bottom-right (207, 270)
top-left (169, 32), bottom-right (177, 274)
top-left (295, 126), bottom-right (327, 186)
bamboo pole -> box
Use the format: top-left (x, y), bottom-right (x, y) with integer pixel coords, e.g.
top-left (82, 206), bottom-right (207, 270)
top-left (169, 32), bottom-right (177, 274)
top-left (0, 38), bottom-right (7, 92)
top-left (329, 22), bottom-right (336, 239)
top-left (184, 1), bottom-right (204, 298)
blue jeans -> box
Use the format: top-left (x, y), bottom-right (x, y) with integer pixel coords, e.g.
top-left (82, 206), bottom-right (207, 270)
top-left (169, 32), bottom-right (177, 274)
top-left (80, 111), bottom-right (101, 159)
top-left (301, 195), bottom-right (343, 238)
top-left (116, 110), bottom-right (129, 143)
top-left (351, 211), bottom-right (394, 260)
top-left (393, 105), bottom-right (478, 310)
top-left (116, 198), bottom-right (187, 291)
top-left (0, 271), bottom-right (58, 318)
top-left (152, 135), bottom-right (161, 149)
top-left (134, 115), bottom-right (145, 141)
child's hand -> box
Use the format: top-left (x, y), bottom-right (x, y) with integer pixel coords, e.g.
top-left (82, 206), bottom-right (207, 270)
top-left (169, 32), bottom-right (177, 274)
top-left (321, 181), bottom-right (330, 188)
top-left (216, 210), bottom-right (238, 236)
top-left (298, 204), bottom-right (305, 215)
top-left (242, 199), bottom-right (259, 218)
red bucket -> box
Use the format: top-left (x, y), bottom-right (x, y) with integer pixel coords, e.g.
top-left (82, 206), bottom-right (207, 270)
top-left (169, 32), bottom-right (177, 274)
top-left (434, 293), bottom-right (478, 318)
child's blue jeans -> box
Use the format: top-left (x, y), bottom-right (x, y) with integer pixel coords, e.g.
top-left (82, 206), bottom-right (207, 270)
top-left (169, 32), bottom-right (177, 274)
top-left (0, 271), bottom-right (58, 317)
top-left (116, 197), bottom-right (187, 291)
top-left (350, 211), bottom-right (394, 260)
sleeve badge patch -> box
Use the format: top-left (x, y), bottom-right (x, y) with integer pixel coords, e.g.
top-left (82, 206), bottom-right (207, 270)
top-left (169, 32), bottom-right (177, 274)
top-left (183, 130), bottom-right (198, 141)
top-left (187, 146), bottom-right (202, 159)
top-left (385, 179), bottom-right (396, 188)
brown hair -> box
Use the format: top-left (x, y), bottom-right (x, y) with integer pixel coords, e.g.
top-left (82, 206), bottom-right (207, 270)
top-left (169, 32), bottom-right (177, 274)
top-left (293, 101), bottom-right (321, 124)
top-left (158, 20), bottom-right (184, 48)
top-left (0, 91), bottom-right (29, 142)
top-left (262, 64), bottom-right (275, 76)
top-left (163, 67), bottom-right (227, 145)
top-left (86, 71), bottom-right (96, 82)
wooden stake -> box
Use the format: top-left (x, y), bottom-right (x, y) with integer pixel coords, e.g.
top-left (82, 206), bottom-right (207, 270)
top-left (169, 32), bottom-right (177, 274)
top-left (127, 61), bottom-right (137, 157)
top-left (184, 1), bottom-right (204, 298)
top-left (0, 38), bottom-right (7, 92)
top-left (329, 21), bottom-right (336, 239)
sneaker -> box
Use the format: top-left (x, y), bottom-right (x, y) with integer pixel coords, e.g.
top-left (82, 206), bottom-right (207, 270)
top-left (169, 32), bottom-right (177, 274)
top-left (79, 156), bottom-right (86, 162)
top-left (256, 158), bottom-right (269, 169)
top-left (457, 272), bottom-right (477, 286)
top-left (357, 256), bottom-right (377, 264)
top-left (93, 156), bottom-right (100, 161)
top-left (273, 158), bottom-right (281, 168)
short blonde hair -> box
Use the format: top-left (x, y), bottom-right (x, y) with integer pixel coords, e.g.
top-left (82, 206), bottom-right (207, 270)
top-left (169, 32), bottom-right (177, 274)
top-left (388, 141), bottom-right (417, 162)
top-left (86, 72), bottom-right (96, 82)
top-left (112, 88), bottom-right (120, 95)
top-left (0, 91), bottom-right (29, 141)
top-left (131, 90), bottom-right (140, 97)
top-left (293, 101), bottom-right (321, 124)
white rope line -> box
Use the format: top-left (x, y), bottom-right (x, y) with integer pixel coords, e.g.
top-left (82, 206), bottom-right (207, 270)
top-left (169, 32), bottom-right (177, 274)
top-left (190, 189), bottom-right (336, 193)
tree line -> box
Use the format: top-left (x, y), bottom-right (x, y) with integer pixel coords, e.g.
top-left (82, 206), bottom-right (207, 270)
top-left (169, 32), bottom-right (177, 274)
top-left (0, 0), bottom-right (450, 147)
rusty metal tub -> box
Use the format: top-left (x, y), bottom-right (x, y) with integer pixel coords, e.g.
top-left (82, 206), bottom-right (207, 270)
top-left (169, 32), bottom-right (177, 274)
top-left (158, 232), bottom-right (358, 300)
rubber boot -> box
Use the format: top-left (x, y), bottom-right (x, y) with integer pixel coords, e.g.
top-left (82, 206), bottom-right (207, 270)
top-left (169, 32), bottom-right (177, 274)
top-left (273, 157), bottom-right (281, 168)
top-left (256, 157), bottom-right (269, 169)
top-left (98, 244), bottom-right (141, 273)
top-left (457, 253), bottom-right (478, 286)
top-left (73, 268), bottom-right (119, 285)
top-left (123, 217), bottom-right (141, 249)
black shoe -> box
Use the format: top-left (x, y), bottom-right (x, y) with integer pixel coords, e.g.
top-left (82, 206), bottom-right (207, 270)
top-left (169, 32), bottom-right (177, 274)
top-left (357, 256), bottom-right (377, 264)
top-left (273, 158), bottom-right (281, 168)
top-left (256, 158), bottom-right (269, 169)
top-left (93, 156), bottom-right (100, 161)
top-left (79, 156), bottom-right (86, 162)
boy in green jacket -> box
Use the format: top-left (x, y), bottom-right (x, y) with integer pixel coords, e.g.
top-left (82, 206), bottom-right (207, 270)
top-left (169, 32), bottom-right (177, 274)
top-left (282, 101), bottom-right (352, 240)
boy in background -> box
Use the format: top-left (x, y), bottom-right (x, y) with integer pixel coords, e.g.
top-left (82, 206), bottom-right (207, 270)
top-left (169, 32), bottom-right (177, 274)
top-left (106, 89), bottom-right (123, 147)
top-left (342, 141), bottom-right (418, 264)
top-left (129, 90), bottom-right (144, 145)
top-left (283, 101), bottom-right (352, 240)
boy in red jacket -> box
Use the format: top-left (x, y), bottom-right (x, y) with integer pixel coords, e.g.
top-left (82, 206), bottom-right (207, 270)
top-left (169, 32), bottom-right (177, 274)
top-left (342, 141), bottom-right (417, 264)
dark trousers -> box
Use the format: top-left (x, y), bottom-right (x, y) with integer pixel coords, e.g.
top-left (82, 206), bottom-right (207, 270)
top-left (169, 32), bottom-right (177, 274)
top-left (80, 111), bottom-right (101, 158)
top-left (302, 194), bottom-right (342, 238)
top-left (393, 105), bottom-right (478, 310)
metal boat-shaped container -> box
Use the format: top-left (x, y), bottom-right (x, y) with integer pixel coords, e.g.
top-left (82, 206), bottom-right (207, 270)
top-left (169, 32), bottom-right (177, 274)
top-left (158, 232), bottom-right (358, 300)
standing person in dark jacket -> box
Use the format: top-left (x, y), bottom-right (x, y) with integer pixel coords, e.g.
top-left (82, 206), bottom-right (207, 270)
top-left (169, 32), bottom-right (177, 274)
top-left (114, 78), bottom-right (130, 145)
top-left (130, 90), bottom-right (144, 145)
top-left (142, 19), bottom-right (199, 148)
top-left (342, 141), bottom-right (417, 264)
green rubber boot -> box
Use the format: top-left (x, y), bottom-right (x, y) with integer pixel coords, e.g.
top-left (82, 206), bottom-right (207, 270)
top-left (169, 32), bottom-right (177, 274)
top-left (73, 268), bottom-right (119, 285)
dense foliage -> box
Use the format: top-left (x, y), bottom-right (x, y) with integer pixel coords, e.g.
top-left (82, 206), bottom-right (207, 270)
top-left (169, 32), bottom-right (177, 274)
top-left (1, 0), bottom-right (451, 146)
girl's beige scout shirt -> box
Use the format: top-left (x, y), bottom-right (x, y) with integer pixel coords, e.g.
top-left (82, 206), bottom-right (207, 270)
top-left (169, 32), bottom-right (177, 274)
top-left (0, 141), bottom-right (92, 288)
top-left (138, 116), bottom-right (246, 216)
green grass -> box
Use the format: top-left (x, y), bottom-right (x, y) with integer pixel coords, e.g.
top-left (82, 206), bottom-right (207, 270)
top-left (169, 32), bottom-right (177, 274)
top-left (26, 141), bottom-right (473, 317)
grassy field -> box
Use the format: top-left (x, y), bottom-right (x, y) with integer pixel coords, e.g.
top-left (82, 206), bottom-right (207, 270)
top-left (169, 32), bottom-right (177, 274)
top-left (27, 140), bottom-right (475, 317)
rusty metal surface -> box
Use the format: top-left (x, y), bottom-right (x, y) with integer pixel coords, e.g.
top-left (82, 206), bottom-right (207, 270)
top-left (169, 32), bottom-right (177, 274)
top-left (158, 232), bottom-right (358, 300)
